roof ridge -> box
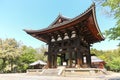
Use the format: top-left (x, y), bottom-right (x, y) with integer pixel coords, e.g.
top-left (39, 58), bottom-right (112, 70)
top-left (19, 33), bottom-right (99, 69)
top-left (48, 14), bottom-right (71, 28)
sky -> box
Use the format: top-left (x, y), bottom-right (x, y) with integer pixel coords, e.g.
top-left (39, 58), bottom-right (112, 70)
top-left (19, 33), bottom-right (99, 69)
top-left (0, 0), bottom-right (119, 50)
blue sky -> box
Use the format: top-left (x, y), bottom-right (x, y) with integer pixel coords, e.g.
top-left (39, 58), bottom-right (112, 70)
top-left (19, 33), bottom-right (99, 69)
top-left (0, 0), bottom-right (119, 50)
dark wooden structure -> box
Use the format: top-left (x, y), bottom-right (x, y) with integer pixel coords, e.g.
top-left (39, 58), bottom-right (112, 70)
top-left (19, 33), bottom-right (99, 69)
top-left (24, 4), bottom-right (104, 68)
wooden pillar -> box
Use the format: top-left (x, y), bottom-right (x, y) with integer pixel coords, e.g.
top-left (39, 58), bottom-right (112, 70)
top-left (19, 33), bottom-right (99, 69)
top-left (47, 43), bottom-right (52, 68)
top-left (51, 55), bottom-right (54, 68)
top-left (54, 54), bottom-right (57, 68)
top-left (69, 52), bottom-right (72, 68)
top-left (86, 46), bottom-right (91, 67)
top-left (47, 53), bottom-right (52, 68)
top-left (86, 54), bottom-right (91, 67)
top-left (82, 54), bottom-right (84, 64)
top-left (60, 56), bottom-right (63, 65)
top-left (77, 50), bottom-right (80, 66)
top-left (75, 34), bottom-right (83, 67)
top-left (77, 49), bottom-right (83, 67)
top-left (75, 51), bottom-right (77, 65)
top-left (68, 47), bottom-right (72, 68)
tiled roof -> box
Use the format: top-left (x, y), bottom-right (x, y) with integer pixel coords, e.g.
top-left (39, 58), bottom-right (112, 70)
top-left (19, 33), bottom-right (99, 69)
top-left (24, 3), bottom-right (104, 43)
top-left (24, 3), bottom-right (96, 34)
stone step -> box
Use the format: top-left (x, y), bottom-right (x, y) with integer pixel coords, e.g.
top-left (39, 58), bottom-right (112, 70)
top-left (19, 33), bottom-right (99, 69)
top-left (41, 69), bottom-right (60, 76)
top-left (63, 68), bottom-right (108, 76)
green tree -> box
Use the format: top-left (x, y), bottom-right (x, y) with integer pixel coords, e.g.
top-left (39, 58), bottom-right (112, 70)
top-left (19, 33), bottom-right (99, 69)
top-left (17, 46), bottom-right (36, 72)
top-left (0, 39), bottom-right (7, 72)
top-left (0, 38), bottom-right (21, 72)
top-left (94, 0), bottom-right (120, 40)
top-left (90, 48), bottom-right (104, 56)
top-left (91, 47), bottom-right (120, 71)
top-left (35, 45), bottom-right (47, 61)
top-left (106, 57), bottom-right (120, 72)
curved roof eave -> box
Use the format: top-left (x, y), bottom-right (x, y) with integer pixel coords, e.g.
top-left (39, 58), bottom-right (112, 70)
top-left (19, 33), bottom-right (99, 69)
top-left (24, 3), bottom-right (96, 34)
top-left (91, 5), bottom-right (105, 40)
top-left (24, 3), bottom-right (104, 42)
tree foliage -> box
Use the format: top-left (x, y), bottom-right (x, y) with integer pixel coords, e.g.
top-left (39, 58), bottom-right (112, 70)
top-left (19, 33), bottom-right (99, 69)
top-left (91, 47), bottom-right (120, 72)
top-left (35, 45), bottom-right (47, 62)
top-left (16, 46), bottom-right (37, 72)
top-left (0, 38), bottom-right (21, 72)
top-left (0, 39), bottom-right (37, 72)
top-left (94, 0), bottom-right (120, 40)
top-left (106, 57), bottom-right (120, 71)
top-left (0, 38), bottom-right (47, 73)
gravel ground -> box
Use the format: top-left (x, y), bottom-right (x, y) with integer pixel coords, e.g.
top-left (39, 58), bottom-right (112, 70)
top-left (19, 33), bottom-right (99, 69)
top-left (0, 72), bottom-right (120, 80)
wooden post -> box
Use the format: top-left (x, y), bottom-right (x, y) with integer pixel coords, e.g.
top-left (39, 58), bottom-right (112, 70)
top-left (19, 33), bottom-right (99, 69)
top-left (77, 49), bottom-right (83, 67)
top-left (76, 35), bottom-right (83, 67)
top-left (47, 53), bottom-right (52, 68)
top-left (69, 51), bottom-right (72, 68)
top-left (82, 54), bottom-right (84, 64)
top-left (68, 47), bottom-right (72, 68)
top-left (60, 56), bottom-right (63, 65)
top-left (86, 54), bottom-right (91, 67)
top-left (54, 54), bottom-right (57, 68)
top-left (86, 45), bottom-right (91, 67)
top-left (77, 49), bottom-right (80, 67)
top-left (47, 43), bottom-right (52, 68)
top-left (75, 51), bottom-right (77, 65)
